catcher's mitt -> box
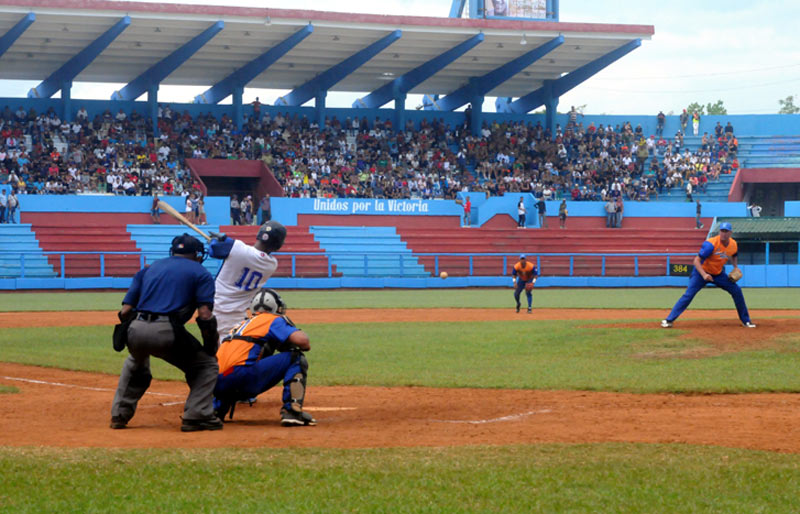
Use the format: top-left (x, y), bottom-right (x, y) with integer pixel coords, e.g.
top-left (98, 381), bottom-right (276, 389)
top-left (728, 268), bottom-right (743, 283)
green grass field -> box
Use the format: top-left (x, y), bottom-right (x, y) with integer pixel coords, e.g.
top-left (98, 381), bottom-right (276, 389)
top-left (1, 289), bottom-right (799, 512)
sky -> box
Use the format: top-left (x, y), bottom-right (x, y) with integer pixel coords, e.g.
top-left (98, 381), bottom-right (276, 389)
top-left (2, 0), bottom-right (799, 114)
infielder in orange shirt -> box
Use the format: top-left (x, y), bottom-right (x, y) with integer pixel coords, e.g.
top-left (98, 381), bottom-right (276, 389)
top-left (662, 222), bottom-right (755, 328)
top-left (512, 254), bottom-right (539, 313)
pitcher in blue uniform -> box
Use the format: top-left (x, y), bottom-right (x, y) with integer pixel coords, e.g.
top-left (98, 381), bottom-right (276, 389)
top-left (213, 289), bottom-right (316, 427)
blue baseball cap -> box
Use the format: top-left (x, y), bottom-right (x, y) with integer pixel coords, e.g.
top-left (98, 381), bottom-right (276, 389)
top-left (519, 254), bottom-right (526, 259)
top-left (719, 222), bottom-right (732, 231)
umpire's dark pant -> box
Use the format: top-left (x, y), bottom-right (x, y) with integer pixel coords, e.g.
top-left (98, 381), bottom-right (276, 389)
top-left (111, 318), bottom-right (218, 424)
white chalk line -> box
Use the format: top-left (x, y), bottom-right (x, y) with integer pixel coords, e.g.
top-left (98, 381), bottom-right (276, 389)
top-left (0, 376), bottom-right (356, 411)
top-left (431, 409), bottom-right (552, 424)
top-left (1, 375), bottom-right (181, 398)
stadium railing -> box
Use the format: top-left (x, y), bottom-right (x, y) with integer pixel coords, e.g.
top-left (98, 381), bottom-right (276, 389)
top-left (0, 250), bottom-right (697, 279)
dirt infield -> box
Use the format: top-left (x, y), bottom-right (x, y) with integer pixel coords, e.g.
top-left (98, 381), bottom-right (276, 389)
top-left (1, 308), bottom-right (800, 452)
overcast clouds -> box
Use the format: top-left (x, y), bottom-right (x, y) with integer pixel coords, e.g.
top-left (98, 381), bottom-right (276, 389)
top-left (2, 0), bottom-right (798, 114)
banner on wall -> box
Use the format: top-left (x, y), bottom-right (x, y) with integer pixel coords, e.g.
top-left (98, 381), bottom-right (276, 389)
top-left (271, 197), bottom-right (462, 225)
top-left (485, 0), bottom-right (547, 19)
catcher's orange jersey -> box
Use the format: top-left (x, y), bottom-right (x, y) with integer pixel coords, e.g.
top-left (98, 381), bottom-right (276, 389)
top-left (216, 314), bottom-right (279, 375)
top-left (699, 235), bottom-right (738, 275)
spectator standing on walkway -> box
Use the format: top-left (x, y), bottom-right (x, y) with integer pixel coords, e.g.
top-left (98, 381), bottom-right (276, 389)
top-left (259, 194), bottom-right (271, 224)
top-left (230, 194), bottom-right (241, 225)
top-left (679, 109), bottom-right (689, 133)
top-left (462, 196), bottom-right (471, 226)
top-left (604, 197), bottom-right (616, 228)
top-left (6, 191), bottom-right (17, 223)
top-left (615, 197), bottom-right (624, 228)
top-left (536, 196), bottom-right (546, 228)
top-left (656, 110), bottom-right (666, 137)
top-left (0, 188), bottom-right (6, 223)
top-left (696, 200), bottom-right (704, 229)
top-left (517, 196), bottom-right (526, 228)
top-left (692, 111), bottom-right (701, 136)
top-left (558, 200), bottom-right (567, 229)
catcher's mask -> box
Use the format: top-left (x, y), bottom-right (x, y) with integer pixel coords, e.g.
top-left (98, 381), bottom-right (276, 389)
top-left (170, 233), bottom-right (207, 262)
top-left (256, 221), bottom-right (286, 253)
top-left (250, 288), bottom-right (286, 315)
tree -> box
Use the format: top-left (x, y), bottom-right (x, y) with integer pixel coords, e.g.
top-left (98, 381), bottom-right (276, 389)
top-left (685, 102), bottom-right (705, 116)
top-left (705, 100), bottom-right (727, 115)
top-left (778, 95), bottom-right (800, 114)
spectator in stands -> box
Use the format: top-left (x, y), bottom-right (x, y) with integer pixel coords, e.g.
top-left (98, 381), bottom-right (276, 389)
top-left (558, 199), bottom-right (567, 229)
top-left (748, 203), bottom-right (762, 217)
top-left (679, 110), bottom-right (688, 133)
top-left (517, 196), bottom-right (526, 228)
top-left (0, 187), bottom-right (6, 223)
top-left (656, 111), bottom-right (666, 137)
top-left (6, 190), bottom-right (17, 223)
top-left (614, 196), bottom-right (624, 228)
top-left (230, 194), bottom-right (241, 225)
top-left (692, 111), bottom-right (701, 136)
top-left (185, 193), bottom-right (195, 224)
top-left (150, 193), bottom-right (161, 224)
top-left (462, 196), bottom-right (471, 226)
top-left (535, 196), bottom-right (546, 228)
top-left (259, 194), bottom-right (271, 224)
top-left (696, 200), bottom-right (704, 229)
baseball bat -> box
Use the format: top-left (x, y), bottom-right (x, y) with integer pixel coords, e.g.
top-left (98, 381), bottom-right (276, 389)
top-left (157, 200), bottom-right (211, 242)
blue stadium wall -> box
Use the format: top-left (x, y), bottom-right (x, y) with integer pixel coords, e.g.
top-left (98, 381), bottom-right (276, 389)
top-left (2, 195), bottom-right (799, 290)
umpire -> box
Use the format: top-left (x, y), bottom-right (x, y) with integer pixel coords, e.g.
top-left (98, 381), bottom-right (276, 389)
top-left (110, 234), bottom-right (223, 432)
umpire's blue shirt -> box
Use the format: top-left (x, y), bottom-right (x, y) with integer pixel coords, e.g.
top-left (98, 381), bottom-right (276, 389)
top-left (123, 256), bottom-right (215, 314)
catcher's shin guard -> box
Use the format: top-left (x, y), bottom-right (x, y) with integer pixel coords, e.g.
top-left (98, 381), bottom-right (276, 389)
top-left (285, 351), bottom-right (309, 412)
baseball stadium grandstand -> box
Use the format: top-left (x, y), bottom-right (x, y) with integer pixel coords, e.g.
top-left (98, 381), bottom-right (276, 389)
top-left (0, 0), bottom-right (798, 290)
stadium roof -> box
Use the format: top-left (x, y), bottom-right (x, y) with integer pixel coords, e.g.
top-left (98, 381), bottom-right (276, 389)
top-left (0, 0), bottom-right (653, 102)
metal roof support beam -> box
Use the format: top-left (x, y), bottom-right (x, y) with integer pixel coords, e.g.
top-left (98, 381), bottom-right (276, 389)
top-left (29, 16), bottom-right (130, 99)
top-left (508, 39), bottom-right (641, 114)
top-left (353, 33), bottom-right (484, 109)
top-left (393, 85), bottom-right (406, 132)
top-left (195, 24), bottom-right (313, 105)
top-left (469, 81), bottom-right (483, 136)
top-left (316, 90), bottom-right (326, 129)
top-left (449, 0), bottom-right (467, 18)
top-left (148, 85), bottom-right (158, 136)
top-left (275, 30), bottom-right (402, 107)
top-left (232, 85), bottom-right (243, 130)
top-left (112, 21), bottom-right (224, 101)
top-left (435, 34), bottom-right (563, 111)
top-left (61, 80), bottom-right (71, 121)
top-left (0, 12), bottom-right (34, 59)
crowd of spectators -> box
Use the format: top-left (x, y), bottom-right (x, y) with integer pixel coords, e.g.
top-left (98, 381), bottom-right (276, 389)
top-left (0, 103), bottom-right (738, 205)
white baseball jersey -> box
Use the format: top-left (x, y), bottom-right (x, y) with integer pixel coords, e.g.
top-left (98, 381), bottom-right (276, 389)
top-left (213, 239), bottom-right (278, 336)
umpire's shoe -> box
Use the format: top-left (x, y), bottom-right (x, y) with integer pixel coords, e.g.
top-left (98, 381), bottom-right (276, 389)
top-left (109, 416), bottom-right (127, 429)
top-left (280, 408), bottom-right (317, 427)
top-left (181, 416), bottom-right (224, 432)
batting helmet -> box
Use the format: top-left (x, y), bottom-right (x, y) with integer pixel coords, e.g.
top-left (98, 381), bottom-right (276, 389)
top-left (250, 288), bottom-right (286, 315)
top-left (256, 221), bottom-right (287, 253)
top-left (170, 233), bottom-right (207, 262)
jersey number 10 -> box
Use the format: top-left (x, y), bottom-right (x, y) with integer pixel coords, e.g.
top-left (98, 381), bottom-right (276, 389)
top-left (234, 267), bottom-right (264, 291)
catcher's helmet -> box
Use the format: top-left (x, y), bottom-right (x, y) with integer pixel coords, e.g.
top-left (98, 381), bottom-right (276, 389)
top-left (256, 221), bottom-right (286, 253)
top-left (250, 288), bottom-right (286, 315)
top-left (170, 233), bottom-right (207, 262)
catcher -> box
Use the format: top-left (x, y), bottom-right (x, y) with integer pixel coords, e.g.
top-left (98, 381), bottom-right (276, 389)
top-left (212, 288), bottom-right (316, 426)
top-left (512, 254), bottom-right (539, 314)
top-left (662, 222), bottom-right (755, 328)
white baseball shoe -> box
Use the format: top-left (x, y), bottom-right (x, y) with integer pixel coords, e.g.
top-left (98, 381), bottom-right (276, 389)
top-left (660, 319), bottom-right (673, 328)
top-left (743, 322), bottom-right (757, 328)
